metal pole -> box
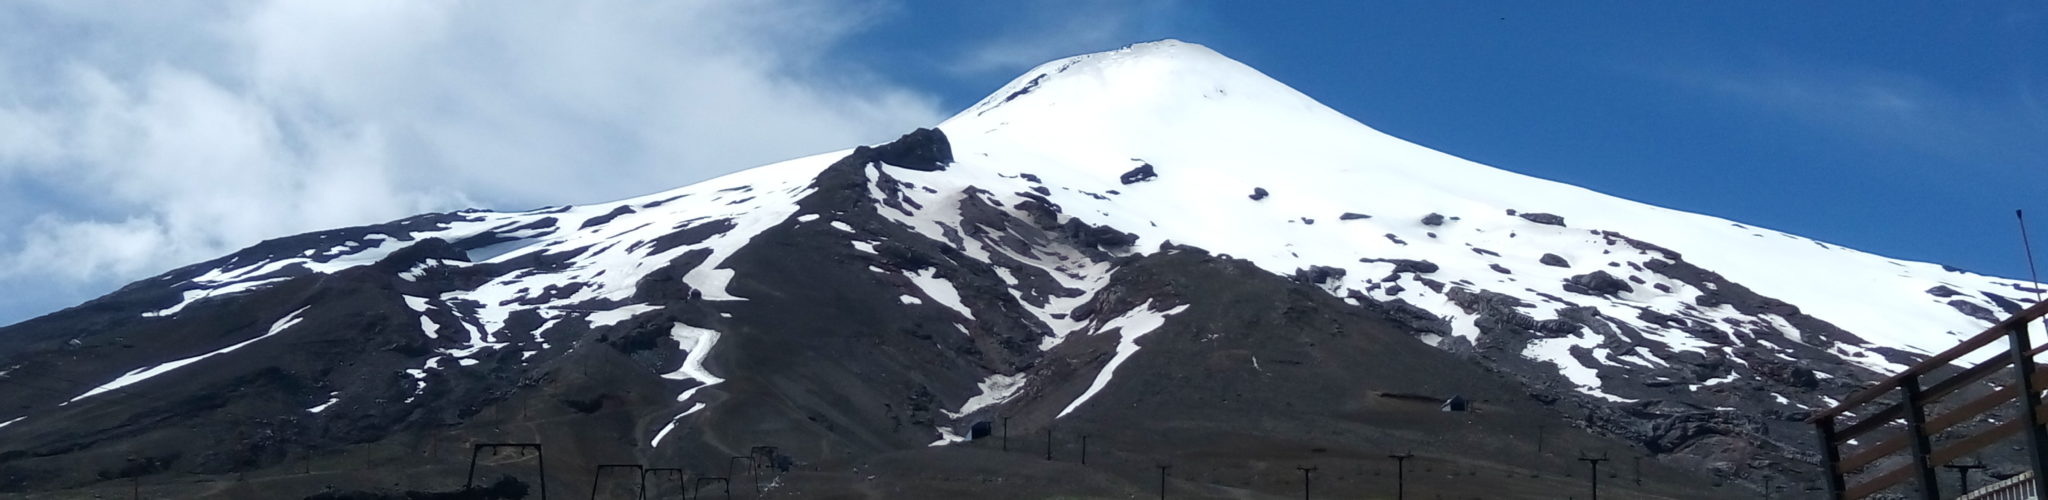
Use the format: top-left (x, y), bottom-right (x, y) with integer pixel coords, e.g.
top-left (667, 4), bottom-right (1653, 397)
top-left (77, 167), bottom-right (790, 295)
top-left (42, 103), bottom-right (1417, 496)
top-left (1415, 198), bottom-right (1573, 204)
top-left (1389, 453), bottom-right (1412, 500)
top-left (1296, 466), bottom-right (1316, 500)
top-left (1080, 435), bottom-right (1089, 465)
top-left (1157, 464), bottom-right (1170, 500)
top-left (1944, 464), bottom-right (1985, 495)
top-left (1002, 417), bottom-right (1011, 452)
top-left (1046, 427), bottom-right (1053, 461)
top-left (2010, 322), bottom-right (2048, 500)
top-left (1578, 456), bottom-right (1609, 500)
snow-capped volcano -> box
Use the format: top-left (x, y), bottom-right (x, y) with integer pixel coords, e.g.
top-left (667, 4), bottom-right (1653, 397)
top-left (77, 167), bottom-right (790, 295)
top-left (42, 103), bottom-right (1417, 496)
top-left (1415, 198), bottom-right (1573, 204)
top-left (0, 39), bottom-right (2035, 498)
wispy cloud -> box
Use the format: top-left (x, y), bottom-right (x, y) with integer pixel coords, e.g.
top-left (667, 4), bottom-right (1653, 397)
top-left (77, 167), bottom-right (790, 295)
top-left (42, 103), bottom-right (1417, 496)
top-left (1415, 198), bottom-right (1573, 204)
top-left (1660, 61), bottom-right (2048, 166)
top-left (0, 0), bottom-right (948, 323)
top-left (947, 0), bottom-right (1186, 76)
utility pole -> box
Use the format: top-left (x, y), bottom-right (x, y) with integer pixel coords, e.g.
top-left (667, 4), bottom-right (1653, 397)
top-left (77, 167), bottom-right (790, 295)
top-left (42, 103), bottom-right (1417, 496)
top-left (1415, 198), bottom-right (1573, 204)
top-left (1946, 462), bottom-right (1988, 494)
top-left (1579, 455), bottom-right (1610, 500)
top-left (1080, 434), bottom-right (1090, 465)
top-left (1296, 466), bottom-right (1317, 500)
top-left (1632, 456), bottom-right (1642, 486)
top-left (1388, 453), bottom-right (1413, 500)
top-left (1002, 417), bottom-right (1012, 452)
top-left (1045, 426), bottom-right (1053, 461)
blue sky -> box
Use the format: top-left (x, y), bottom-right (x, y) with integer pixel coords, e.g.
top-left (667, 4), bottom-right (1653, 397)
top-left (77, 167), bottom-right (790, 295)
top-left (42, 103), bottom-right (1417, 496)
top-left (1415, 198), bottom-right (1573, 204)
top-left (1, 1), bottom-right (2043, 326)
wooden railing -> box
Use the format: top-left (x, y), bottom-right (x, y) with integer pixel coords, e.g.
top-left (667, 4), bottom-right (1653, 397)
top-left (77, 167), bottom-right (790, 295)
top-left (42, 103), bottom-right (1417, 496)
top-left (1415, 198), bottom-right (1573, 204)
top-left (1809, 300), bottom-right (2048, 500)
top-left (1960, 471), bottom-right (2037, 500)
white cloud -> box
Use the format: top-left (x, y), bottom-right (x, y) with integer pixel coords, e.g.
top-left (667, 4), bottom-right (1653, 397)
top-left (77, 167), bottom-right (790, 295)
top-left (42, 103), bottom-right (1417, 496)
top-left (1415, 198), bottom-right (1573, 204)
top-left (0, 0), bottom-right (947, 323)
top-left (948, 0), bottom-right (1185, 76)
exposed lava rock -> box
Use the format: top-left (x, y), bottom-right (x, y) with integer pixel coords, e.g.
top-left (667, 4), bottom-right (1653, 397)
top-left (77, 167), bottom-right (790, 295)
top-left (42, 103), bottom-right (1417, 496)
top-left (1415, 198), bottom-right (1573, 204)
top-left (1564, 271), bottom-right (1634, 297)
top-left (1518, 212), bottom-right (1566, 226)
top-left (1339, 212), bottom-right (1372, 220)
top-left (1358, 258), bottom-right (1440, 274)
top-left (579, 205), bottom-right (637, 229)
top-left (1489, 264), bottom-right (1512, 274)
top-left (1948, 299), bottom-right (1999, 323)
top-left (1421, 213), bottom-right (1446, 226)
top-left (1539, 254), bottom-right (1570, 268)
top-left (1119, 163), bottom-right (1158, 184)
top-left (1058, 219), bottom-right (1140, 250)
top-left (1924, 284), bottom-right (1961, 298)
top-left (1248, 187), bottom-right (1269, 201)
top-left (1292, 265), bottom-right (1348, 286)
top-left (859, 128), bottom-right (954, 171)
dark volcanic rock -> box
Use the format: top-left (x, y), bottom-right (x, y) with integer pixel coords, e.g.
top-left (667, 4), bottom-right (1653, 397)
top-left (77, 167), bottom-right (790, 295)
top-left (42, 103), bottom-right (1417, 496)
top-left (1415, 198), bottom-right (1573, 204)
top-left (1924, 285), bottom-right (1963, 298)
top-left (1539, 253), bottom-right (1570, 268)
top-left (1489, 264), bottom-right (1512, 274)
top-left (1119, 163), bottom-right (1158, 184)
top-left (1421, 213), bottom-right (1446, 226)
top-left (1292, 265), bottom-right (1348, 286)
top-left (1359, 258), bottom-right (1439, 274)
top-left (1339, 212), bottom-right (1372, 220)
top-left (1948, 299), bottom-right (1999, 323)
top-left (1518, 212), bottom-right (1566, 226)
top-left (860, 128), bottom-right (953, 171)
top-left (1248, 187), bottom-right (1269, 201)
top-left (1564, 271), bottom-right (1633, 297)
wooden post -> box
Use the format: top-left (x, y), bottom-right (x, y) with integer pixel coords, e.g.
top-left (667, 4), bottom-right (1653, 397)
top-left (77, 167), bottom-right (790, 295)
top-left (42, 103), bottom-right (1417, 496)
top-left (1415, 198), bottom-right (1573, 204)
top-left (2010, 322), bottom-right (2048, 500)
top-left (1901, 376), bottom-right (1940, 500)
top-left (1814, 416), bottom-right (1845, 499)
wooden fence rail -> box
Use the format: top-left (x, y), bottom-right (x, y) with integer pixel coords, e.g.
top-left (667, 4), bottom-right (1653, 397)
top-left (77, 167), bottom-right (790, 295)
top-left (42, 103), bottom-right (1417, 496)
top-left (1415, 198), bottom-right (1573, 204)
top-left (1809, 300), bottom-right (2048, 500)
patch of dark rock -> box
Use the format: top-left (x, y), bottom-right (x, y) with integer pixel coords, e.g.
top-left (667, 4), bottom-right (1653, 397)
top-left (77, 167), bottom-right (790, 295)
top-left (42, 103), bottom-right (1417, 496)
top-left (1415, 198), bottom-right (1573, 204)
top-left (1340, 212), bottom-right (1372, 220)
top-left (1301, 217), bottom-right (1315, 225)
top-left (1249, 187), bottom-right (1269, 201)
top-left (858, 128), bottom-right (953, 172)
top-left (1119, 163), bottom-right (1158, 184)
top-left (1925, 285), bottom-right (1963, 298)
top-left (1539, 254), bottom-right (1569, 268)
top-left (1359, 258), bottom-right (1439, 274)
top-left (1628, 275), bottom-right (1647, 285)
top-left (1653, 283), bottom-right (1673, 293)
top-left (1000, 74), bottom-right (1046, 104)
top-left (1426, 232), bottom-right (1437, 239)
top-left (578, 206), bottom-right (637, 230)
top-left (1563, 271), bottom-right (1633, 297)
top-left (1518, 212), bottom-right (1565, 226)
top-left (1293, 265), bottom-right (1347, 285)
top-left (1942, 264), bottom-right (1968, 273)
top-left (1019, 173), bottom-right (1042, 183)
top-left (1471, 248), bottom-right (1500, 257)
top-left (1347, 291), bottom-right (1452, 335)
top-left (1416, 277), bottom-right (1447, 293)
top-left (1384, 234), bottom-right (1407, 246)
top-left (1030, 185), bottom-right (1051, 196)
top-left (642, 218), bottom-right (738, 255)
top-left (1489, 264), bottom-right (1512, 274)
top-left (1505, 209), bottom-right (1518, 216)
top-left (1058, 219), bottom-right (1139, 250)
top-left (561, 395), bottom-right (606, 414)
top-left (1422, 213), bottom-right (1446, 226)
top-left (875, 240), bottom-right (940, 271)
top-left (1948, 299), bottom-right (2000, 323)
top-left (642, 194), bottom-right (687, 208)
top-left (1982, 291), bottom-right (2026, 315)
